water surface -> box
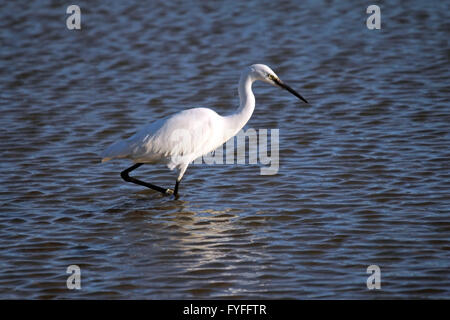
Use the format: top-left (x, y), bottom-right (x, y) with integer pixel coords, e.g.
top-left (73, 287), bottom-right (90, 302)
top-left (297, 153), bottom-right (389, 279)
top-left (0, 0), bottom-right (449, 299)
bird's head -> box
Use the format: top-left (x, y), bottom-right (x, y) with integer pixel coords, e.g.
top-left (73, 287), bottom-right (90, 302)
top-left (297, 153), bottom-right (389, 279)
top-left (249, 64), bottom-right (308, 104)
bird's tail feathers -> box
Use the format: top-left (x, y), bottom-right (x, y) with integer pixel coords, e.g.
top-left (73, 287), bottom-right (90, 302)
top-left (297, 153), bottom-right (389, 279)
top-left (101, 139), bottom-right (131, 163)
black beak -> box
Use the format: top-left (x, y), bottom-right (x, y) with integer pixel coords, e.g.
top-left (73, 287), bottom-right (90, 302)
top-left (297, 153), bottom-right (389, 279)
top-left (274, 78), bottom-right (308, 104)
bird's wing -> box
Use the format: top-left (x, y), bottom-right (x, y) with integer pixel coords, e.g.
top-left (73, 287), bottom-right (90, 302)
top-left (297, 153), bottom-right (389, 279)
top-left (129, 108), bottom-right (225, 161)
top-left (101, 118), bottom-right (164, 162)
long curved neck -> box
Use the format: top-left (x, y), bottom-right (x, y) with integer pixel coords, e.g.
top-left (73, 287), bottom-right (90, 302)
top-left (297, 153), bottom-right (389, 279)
top-left (224, 70), bottom-right (255, 139)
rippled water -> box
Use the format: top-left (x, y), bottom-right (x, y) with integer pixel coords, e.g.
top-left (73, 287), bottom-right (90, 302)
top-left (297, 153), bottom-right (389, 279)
top-left (1, 0), bottom-right (449, 299)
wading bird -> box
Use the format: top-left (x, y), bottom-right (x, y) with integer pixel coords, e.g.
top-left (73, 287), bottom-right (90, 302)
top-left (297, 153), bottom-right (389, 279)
top-left (101, 64), bottom-right (308, 197)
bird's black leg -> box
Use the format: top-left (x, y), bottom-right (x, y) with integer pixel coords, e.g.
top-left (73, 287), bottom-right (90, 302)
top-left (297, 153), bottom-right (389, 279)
top-left (173, 179), bottom-right (181, 197)
top-left (120, 163), bottom-right (171, 195)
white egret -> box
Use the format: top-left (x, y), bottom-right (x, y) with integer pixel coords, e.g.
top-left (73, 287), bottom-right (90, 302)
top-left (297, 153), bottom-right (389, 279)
top-left (101, 64), bottom-right (308, 197)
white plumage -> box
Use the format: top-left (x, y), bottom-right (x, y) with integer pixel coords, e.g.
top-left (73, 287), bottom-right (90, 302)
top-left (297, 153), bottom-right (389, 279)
top-left (101, 64), bottom-right (307, 196)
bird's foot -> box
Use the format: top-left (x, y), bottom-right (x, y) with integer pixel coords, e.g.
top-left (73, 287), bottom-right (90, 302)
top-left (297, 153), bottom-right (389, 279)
top-left (164, 188), bottom-right (179, 199)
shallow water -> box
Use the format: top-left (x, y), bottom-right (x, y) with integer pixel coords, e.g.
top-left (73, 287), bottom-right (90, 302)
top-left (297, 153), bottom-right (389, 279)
top-left (0, 0), bottom-right (449, 299)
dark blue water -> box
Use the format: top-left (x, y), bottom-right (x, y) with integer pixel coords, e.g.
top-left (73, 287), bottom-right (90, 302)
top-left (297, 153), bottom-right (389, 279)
top-left (0, 0), bottom-right (449, 299)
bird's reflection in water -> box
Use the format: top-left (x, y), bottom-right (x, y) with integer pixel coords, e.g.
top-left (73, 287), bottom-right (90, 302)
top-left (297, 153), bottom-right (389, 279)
top-left (118, 195), bottom-right (271, 297)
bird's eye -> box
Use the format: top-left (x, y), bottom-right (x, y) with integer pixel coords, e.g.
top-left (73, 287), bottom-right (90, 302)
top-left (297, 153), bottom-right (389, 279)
top-left (267, 74), bottom-right (279, 82)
